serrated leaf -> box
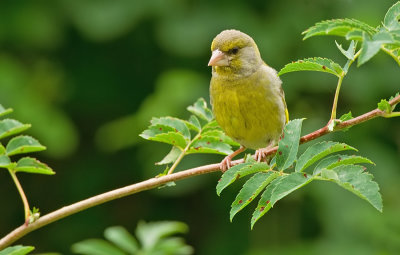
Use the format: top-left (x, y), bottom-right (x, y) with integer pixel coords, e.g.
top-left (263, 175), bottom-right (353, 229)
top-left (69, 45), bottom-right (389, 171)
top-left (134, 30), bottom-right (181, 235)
top-left (216, 162), bottom-right (270, 195)
top-left (0, 245), bottom-right (35, 255)
top-left (327, 165), bottom-right (382, 212)
top-left (384, 2), bottom-right (400, 31)
top-left (0, 104), bottom-right (13, 118)
top-left (71, 239), bottom-right (125, 255)
top-left (104, 226), bottom-right (139, 254)
top-left (313, 154), bottom-right (374, 175)
top-left (140, 125), bottom-right (188, 149)
top-left (0, 143), bottom-right (5, 154)
top-left (251, 176), bottom-right (284, 228)
top-left (335, 40), bottom-right (357, 60)
top-left (270, 172), bottom-right (313, 206)
top-left (295, 141), bottom-right (357, 172)
top-left (230, 171), bottom-right (279, 221)
top-left (378, 99), bottom-right (392, 113)
top-left (359, 30), bottom-right (396, 66)
top-left (0, 119), bottom-right (31, 140)
top-left (187, 136), bottom-right (233, 155)
top-left (14, 157), bottom-right (55, 175)
top-left (156, 146), bottom-right (182, 165)
top-left (0, 154), bottom-right (13, 168)
top-left (321, 169), bottom-right (339, 180)
top-left (279, 58), bottom-right (343, 77)
top-left (302, 18), bottom-right (376, 40)
top-left (202, 129), bottom-right (240, 146)
top-left (339, 111), bottom-right (353, 121)
top-left (151, 117), bottom-right (191, 140)
top-left (276, 119), bottom-right (304, 171)
top-left (6, 136), bottom-right (46, 156)
top-left (187, 115), bottom-right (201, 131)
top-left (186, 98), bottom-right (213, 122)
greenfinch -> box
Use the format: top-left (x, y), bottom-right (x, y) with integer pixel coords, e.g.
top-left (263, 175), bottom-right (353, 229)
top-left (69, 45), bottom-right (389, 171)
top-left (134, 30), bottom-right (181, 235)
top-left (208, 29), bottom-right (288, 171)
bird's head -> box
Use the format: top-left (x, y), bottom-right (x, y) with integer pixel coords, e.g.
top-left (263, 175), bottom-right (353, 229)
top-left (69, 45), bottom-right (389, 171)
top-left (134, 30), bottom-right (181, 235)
top-left (208, 29), bottom-right (263, 76)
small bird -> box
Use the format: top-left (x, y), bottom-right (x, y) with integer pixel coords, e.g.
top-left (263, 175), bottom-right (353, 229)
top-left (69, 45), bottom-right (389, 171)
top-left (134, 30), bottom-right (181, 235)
top-left (208, 29), bottom-right (288, 171)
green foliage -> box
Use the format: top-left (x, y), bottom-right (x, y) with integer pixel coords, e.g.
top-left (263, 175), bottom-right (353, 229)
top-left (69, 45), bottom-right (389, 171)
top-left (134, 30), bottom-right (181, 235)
top-left (278, 58), bottom-right (344, 77)
top-left (140, 98), bottom-right (239, 174)
top-left (276, 119), bottom-right (304, 170)
top-left (71, 221), bottom-right (193, 255)
top-left (0, 245), bottom-right (34, 255)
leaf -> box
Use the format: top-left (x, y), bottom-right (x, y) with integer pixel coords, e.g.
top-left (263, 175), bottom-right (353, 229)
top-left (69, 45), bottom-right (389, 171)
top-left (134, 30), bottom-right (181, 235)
top-left (135, 221), bottom-right (188, 249)
top-left (276, 119), bottom-right (304, 171)
top-left (6, 136), bottom-right (46, 156)
top-left (0, 104), bottom-right (13, 118)
top-left (187, 136), bottom-right (233, 155)
top-left (186, 98), bottom-right (213, 122)
top-left (71, 239), bottom-right (125, 255)
top-left (378, 99), bottom-right (392, 113)
top-left (0, 119), bottom-right (31, 140)
top-left (313, 154), bottom-right (374, 175)
top-left (201, 129), bottom-right (240, 146)
top-left (14, 157), bottom-right (55, 175)
top-left (140, 125), bottom-right (188, 149)
top-left (295, 141), bottom-right (357, 172)
top-left (270, 172), bottom-right (313, 206)
top-left (339, 111), bottom-right (353, 121)
top-left (0, 245), bottom-right (34, 255)
top-left (230, 171), bottom-right (279, 221)
top-left (384, 2), bottom-right (400, 31)
top-left (302, 18), bottom-right (376, 40)
top-left (201, 120), bottom-right (221, 132)
top-left (0, 143), bottom-right (5, 154)
top-left (150, 117), bottom-right (191, 140)
top-left (186, 115), bottom-right (201, 131)
top-left (104, 226), bottom-right (139, 254)
top-left (216, 162), bottom-right (270, 195)
top-left (279, 58), bottom-right (343, 77)
top-left (0, 154), bottom-right (13, 168)
top-left (335, 40), bottom-right (357, 60)
top-left (324, 165), bottom-right (383, 212)
top-left (359, 30), bottom-right (396, 66)
top-left (156, 146), bottom-right (182, 165)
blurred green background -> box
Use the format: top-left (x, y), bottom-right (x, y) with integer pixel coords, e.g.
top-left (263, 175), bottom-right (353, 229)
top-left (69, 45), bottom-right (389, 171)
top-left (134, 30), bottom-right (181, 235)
top-left (1, 0), bottom-right (400, 254)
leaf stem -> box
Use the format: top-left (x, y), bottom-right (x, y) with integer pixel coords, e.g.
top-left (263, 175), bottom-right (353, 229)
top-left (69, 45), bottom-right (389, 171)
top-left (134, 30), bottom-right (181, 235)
top-left (8, 170), bottom-right (30, 225)
top-left (168, 133), bottom-right (201, 174)
top-left (381, 46), bottom-right (400, 66)
top-left (1, 93), bottom-right (400, 249)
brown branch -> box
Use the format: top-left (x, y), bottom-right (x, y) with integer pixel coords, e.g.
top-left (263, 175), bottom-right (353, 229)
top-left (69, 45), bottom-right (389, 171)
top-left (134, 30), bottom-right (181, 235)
top-left (0, 94), bottom-right (399, 249)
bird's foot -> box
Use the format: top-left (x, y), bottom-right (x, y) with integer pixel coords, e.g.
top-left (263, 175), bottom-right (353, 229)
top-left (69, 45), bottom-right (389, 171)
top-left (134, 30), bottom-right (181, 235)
top-left (219, 146), bottom-right (246, 172)
top-left (254, 148), bottom-right (269, 162)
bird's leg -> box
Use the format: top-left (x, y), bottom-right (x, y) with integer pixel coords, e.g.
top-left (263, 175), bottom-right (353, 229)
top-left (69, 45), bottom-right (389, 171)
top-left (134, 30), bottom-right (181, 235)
top-left (220, 146), bottom-right (246, 172)
top-left (254, 141), bottom-right (275, 162)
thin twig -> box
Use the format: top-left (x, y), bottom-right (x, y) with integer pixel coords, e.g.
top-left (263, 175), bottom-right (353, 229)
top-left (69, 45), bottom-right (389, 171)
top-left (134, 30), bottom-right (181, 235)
top-left (0, 93), bottom-right (399, 249)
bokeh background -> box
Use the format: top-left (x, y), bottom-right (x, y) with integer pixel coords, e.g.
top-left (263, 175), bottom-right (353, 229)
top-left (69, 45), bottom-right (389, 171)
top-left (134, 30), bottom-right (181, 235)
top-left (1, 0), bottom-right (400, 254)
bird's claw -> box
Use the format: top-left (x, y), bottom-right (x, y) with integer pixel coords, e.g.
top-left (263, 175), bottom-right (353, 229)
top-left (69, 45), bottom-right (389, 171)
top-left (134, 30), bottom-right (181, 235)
top-left (220, 155), bottom-right (232, 172)
top-left (254, 148), bottom-right (269, 162)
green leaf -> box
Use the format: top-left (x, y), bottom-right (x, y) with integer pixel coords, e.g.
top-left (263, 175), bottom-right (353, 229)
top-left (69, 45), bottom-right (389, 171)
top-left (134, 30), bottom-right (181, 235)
top-left (230, 171), bottom-right (279, 221)
top-left (279, 58), bottom-right (343, 77)
top-left (201, 120), bottom-right (221, 132)
top-left (186, 115), bottom-right (201, 132)
top-left (6, 136), bottom-right (46, 156)
top-left (378, 99), bottom-right (392, 113)
top-left (216, 162), bottom-right (270, 195)
top-left (156, 146), bottom-right (182, 165)
top-left (313, 154), bottom-right (374, 175)
top-left (187, 136), bottom-right (233, 155)
top-left (339, 111), bottom-right (353, 121)
top-left (384, 2), bottom-right (400, 31)
top-left (140, 125), bottom-right (188, 149)
top-left (251, 176), bottom-right (284, 228)
top-left (0, 143), bottom-right (5, 154)
top-left (104, 226), bottom-right (139, 254)
top-left (0, 105), bottom-right (13, 118)
top-left (0, 154), bottom-right (13, 168)
top-left (295, 141), bottom-right (357, 172)
top-left (270, 172), bottom-right (313, 206)
top-left (71, 239), bottom-right (125, 255)
top-left (0, 245), bottom-right (34, 255)
top-left (151, 117), bottom-right (191, 140)
top-left (0, 119), bottom-right (31, 140)
top-left (359, 30), bottom-right (396, 66)
top-left (335, 40), bottom-right (357, 60)
top-left (186, 98), bottom-right (213, 122)
top-left (324, 165), bottom-right (383, 212)
top-left (135, 221), bottom-right (188, 250)
top-left (302, 18), bottom-right (376, 40)
top-left (202, 129), bottom-right (240, 146)
top-left (14, 157), bottom-right (55, 175)
top-left (276, 119), bottom-right (304, 171)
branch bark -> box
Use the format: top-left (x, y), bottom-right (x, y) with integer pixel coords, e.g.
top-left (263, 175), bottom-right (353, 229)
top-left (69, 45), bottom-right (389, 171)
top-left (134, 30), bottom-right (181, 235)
top-left (0, 94), bottom-right (399, 250)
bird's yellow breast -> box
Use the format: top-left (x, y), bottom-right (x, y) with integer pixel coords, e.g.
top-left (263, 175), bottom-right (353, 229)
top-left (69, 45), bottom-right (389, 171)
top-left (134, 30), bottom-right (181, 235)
top-left (210, 65), bottom-right (286, 150)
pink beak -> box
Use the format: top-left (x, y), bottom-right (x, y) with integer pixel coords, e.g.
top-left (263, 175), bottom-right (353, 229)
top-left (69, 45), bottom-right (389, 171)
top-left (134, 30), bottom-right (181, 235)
top-left (208, 49), bottom-right (229, 66)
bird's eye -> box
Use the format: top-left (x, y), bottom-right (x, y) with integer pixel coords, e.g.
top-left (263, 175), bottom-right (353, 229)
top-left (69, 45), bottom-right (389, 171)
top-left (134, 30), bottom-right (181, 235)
top-left (229, 47), bottom-right (239, 54)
